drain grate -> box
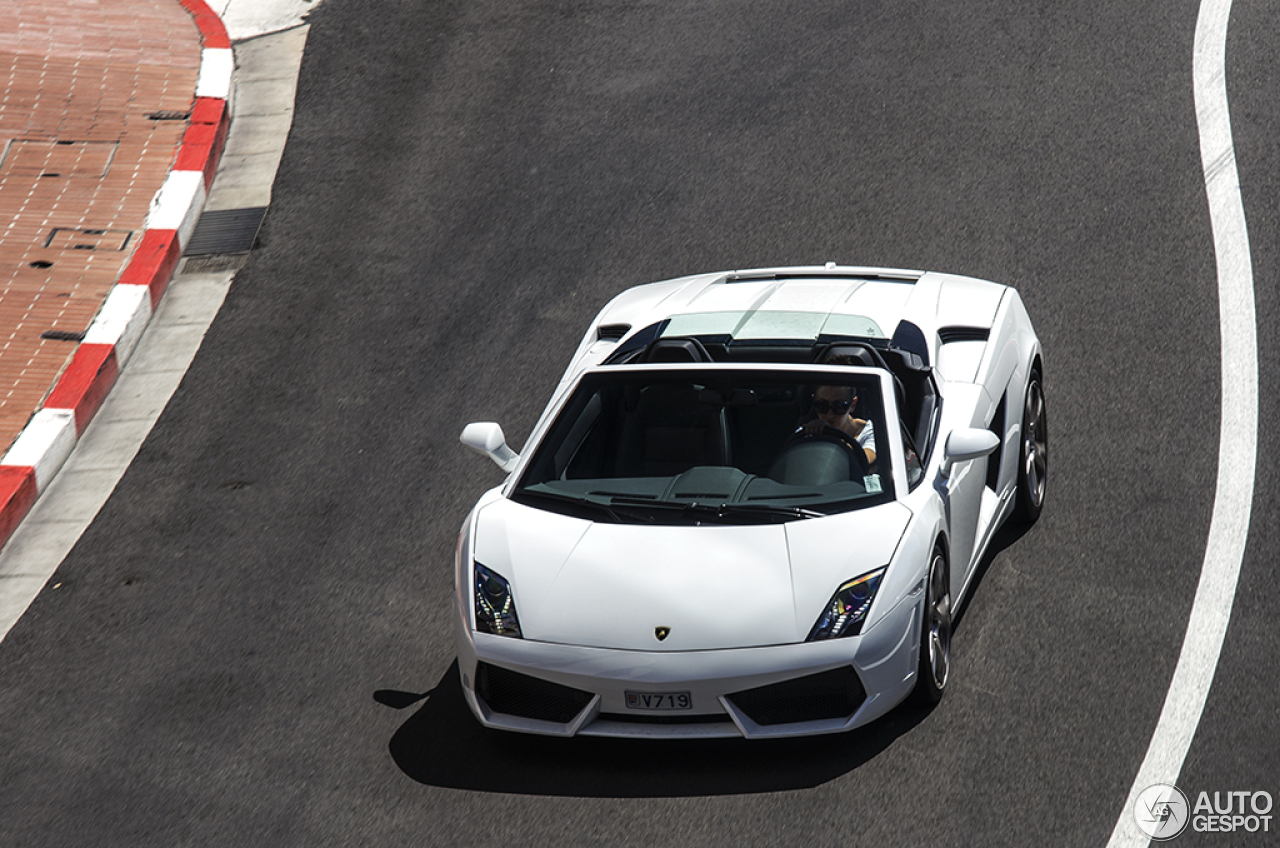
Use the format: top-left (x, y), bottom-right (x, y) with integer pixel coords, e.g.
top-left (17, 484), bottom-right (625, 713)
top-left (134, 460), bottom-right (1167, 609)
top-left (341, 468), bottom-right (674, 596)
top-left (184, 207), bottom-right (268, 256)
top-left (41, 330), bottom-right (85, 342)
top-left (1, 139), bottom-right (119, 178)
top-left (45, 227), bottom-right (133, 251)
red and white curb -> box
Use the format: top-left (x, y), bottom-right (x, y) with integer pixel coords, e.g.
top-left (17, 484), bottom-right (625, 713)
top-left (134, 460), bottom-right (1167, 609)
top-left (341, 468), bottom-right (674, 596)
top-left (0, 0), bottom-right (232, 548)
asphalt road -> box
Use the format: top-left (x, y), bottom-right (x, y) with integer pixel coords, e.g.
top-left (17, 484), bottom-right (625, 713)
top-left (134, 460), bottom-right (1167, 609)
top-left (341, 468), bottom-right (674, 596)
top-left (1, 0), bottom-right (1276, 844)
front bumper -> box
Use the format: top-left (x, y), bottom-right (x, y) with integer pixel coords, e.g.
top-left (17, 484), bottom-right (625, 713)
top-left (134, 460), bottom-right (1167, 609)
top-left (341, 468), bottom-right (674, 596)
top-left (454, 587), bottom-right (922, 739)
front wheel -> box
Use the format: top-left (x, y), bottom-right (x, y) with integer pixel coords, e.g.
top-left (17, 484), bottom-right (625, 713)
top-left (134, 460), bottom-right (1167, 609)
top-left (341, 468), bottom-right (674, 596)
top-left (1013, 369), bottom-right (1047, 524)
top-left (910, 546), bottom-right (951, 705)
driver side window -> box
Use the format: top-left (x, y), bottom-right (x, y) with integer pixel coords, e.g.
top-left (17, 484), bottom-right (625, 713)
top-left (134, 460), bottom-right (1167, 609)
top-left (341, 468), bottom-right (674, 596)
top-left (901, 420), bottom-right (924, 488)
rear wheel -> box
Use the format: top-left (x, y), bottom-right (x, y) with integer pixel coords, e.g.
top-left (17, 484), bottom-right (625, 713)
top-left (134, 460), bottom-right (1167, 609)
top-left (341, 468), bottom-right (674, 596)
top-left (1013, 369), bottom-right (1047, 524)
top-left (911, 546), bottom-right (951, 705)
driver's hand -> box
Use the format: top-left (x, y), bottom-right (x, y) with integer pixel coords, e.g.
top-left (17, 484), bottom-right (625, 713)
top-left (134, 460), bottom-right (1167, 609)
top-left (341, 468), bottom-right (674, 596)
top-left (802, 419), bottom-right (825, 436)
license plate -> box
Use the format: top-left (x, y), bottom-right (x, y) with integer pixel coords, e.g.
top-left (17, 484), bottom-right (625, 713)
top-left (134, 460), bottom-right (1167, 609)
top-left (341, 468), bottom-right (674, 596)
top-left (625, 691), bottom-right (692, 711)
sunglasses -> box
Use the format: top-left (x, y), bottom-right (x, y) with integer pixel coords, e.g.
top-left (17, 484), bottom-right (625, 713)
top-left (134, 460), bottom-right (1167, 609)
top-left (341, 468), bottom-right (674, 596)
top-left (812, 397), bottom-right (854, 414)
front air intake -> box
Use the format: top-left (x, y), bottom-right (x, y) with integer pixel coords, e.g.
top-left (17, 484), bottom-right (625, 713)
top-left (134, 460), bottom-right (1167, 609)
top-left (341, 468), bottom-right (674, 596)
top-left (475, 662), bottom-right (594, 724)
top-left (726, 666), bottom-right (866, 726)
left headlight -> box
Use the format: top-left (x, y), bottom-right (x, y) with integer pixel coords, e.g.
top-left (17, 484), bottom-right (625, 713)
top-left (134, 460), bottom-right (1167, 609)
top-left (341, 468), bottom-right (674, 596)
top-left (474, 563), bottom-right (522, 638)
top-left (807, 567), bottom-right (887, 641)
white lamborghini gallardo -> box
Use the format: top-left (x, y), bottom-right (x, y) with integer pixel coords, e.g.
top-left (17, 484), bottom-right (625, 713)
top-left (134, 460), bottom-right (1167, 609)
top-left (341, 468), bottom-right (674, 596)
top-left (454, 265), bottom-right (1045, 739)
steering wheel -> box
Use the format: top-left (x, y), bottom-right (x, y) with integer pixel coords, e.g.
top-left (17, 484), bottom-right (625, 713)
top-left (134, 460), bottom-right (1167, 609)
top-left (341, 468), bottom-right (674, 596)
top-left (772, 425), bottom-right (870, 482)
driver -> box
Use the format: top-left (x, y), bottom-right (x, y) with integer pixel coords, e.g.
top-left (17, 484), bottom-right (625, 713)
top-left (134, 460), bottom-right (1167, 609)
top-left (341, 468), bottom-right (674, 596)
top-left (801, 383), bottom-right (877, 467)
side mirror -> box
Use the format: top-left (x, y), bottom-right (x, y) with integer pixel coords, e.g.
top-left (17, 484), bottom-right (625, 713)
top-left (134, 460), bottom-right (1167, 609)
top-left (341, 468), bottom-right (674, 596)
top-left (939, 428), bottom-right (1000, 478)
top-left (460, 422), bottom-right (520, 473)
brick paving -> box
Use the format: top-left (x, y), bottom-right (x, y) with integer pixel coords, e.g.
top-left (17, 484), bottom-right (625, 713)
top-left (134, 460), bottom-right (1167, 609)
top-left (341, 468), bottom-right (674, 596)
top-left (0, 0), bottom-right (202, 448)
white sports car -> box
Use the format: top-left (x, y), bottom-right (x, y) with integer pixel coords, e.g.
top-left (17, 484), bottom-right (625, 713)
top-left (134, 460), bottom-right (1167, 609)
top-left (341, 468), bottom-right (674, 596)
top-left (454, 265), bottom-right (1045, 739)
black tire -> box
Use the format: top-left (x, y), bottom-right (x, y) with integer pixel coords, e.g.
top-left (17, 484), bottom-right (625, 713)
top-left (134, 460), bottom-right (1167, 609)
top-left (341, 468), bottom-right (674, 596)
top-left (910, 546), bottom-right (951, 705)
top-left (1013, 368), bottom-right (1047, 524)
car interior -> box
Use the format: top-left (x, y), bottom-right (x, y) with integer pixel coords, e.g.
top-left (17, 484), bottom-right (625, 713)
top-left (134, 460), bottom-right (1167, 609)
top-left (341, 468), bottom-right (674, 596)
top-left (602, 321), bottom-right (939, 469)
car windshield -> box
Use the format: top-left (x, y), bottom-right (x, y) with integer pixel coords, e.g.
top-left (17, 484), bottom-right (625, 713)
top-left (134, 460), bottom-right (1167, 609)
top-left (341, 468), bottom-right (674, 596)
top-left (513, 368), bottom-right (894, 524)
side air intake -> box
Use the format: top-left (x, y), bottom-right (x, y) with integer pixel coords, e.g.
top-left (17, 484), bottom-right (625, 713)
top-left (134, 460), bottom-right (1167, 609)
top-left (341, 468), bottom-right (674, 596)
top-left (938, 326), bottom-right (990, 344)
top-left (596, 323), bottom-right (630, 341)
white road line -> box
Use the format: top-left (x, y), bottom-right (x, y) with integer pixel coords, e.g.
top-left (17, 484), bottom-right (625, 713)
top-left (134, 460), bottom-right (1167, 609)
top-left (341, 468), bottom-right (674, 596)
top-left (1107, 0), bottom-right (1258, 844)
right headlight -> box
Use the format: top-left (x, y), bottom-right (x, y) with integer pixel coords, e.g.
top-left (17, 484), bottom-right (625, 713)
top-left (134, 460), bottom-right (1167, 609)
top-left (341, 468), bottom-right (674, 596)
top-left (474, 563), bottom-right (522, 638)
top-left (806, 567), bottom-right (887, 641)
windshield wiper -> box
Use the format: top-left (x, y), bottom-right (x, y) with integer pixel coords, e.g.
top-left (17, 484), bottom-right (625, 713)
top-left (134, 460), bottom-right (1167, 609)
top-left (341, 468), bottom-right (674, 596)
top-left (608, 497), bottom-right (822, 523)
top-left (514, 489), bottom-right (626, 523)
top-left (715, 503), bottom-right (825, 521)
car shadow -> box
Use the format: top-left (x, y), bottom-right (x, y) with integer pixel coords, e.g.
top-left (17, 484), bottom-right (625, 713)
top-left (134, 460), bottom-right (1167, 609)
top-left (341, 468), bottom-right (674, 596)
top-left (952, 519), bottom-right (1033, 634)
top-left (381, 662), bottom-right (934, 797)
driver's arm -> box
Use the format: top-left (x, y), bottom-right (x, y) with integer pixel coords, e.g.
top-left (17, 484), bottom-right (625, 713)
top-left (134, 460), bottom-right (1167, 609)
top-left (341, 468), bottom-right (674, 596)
top-left (856, 418), bottom-right (876, 466)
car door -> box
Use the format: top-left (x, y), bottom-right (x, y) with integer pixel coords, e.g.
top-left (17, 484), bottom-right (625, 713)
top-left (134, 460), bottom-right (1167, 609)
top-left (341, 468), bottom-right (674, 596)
top-left (933, 382), bottom-right (996, 601)
top-left (943, 447), bottom-right (988, 599)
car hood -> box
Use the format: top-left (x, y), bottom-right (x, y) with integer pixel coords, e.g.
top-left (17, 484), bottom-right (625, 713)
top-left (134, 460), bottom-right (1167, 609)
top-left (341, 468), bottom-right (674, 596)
top-left (472, 497), bottom-right (913, 651)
